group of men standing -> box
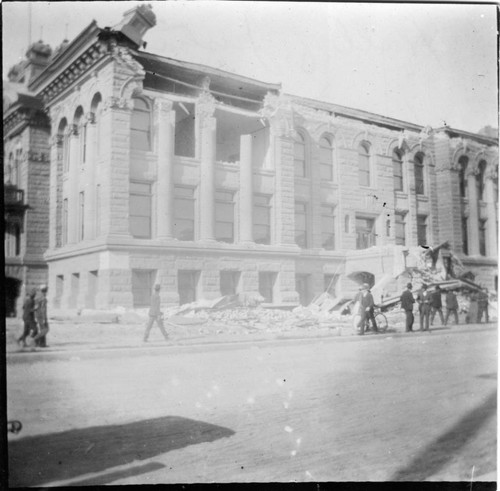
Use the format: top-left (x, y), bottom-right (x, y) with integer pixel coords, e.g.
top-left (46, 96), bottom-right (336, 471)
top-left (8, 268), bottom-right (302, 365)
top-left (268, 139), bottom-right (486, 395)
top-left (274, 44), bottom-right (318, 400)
top-left (400, 282), bottom-right (487, 333)
top-left (17, 285), bottom-right (49, 348)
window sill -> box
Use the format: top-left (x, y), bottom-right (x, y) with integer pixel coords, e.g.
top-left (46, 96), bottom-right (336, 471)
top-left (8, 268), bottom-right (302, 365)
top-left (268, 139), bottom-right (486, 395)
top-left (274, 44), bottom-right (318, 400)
top-left (395, 191), bottom-right (408, 199)
top-left (416, 194), bottom-right (429, 202)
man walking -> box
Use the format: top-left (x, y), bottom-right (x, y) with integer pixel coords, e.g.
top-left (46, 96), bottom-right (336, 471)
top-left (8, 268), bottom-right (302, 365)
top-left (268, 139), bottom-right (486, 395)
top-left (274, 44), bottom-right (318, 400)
top-left (143, 284), bottom-right (169, 342)
top-left (400, 283), bottom-right (415, 332)
top-left (33, 285), bottom-right (49, 348)
top-left (444, 290), bottom-right (459, 326)
top-left (417, 284), bottom-right (432, 332)
top-left (17, 288), bottom-right (37, 347)
top-left (430, 285), bottom-right (445, 326)
top-left (358, 283), bottom-right (377, 335)
top-left (477, 289), bottom-right (489, 323)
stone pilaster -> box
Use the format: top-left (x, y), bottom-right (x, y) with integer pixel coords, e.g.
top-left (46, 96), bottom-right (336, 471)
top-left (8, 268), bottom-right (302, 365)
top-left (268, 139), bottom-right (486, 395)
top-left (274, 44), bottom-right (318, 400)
top-left (84, 115), bottom-right (97, 240)
top-left (484, 167), bottom-right (498, 258)
top-left (466, 167), bottom-right (480, 255)
top-left (49, 135), bottom-right (63, 249)
top-left (68, 126), bottom-right (80, 243)
top-left (156, 99), bottom-right (175, 239)
top-left (239, 134), bottom-right (254, 243)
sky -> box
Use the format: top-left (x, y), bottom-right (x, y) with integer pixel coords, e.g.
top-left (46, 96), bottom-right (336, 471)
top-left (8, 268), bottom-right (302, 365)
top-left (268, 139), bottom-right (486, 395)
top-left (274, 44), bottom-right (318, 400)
top-left (2, 1), bottom-right (498, 134)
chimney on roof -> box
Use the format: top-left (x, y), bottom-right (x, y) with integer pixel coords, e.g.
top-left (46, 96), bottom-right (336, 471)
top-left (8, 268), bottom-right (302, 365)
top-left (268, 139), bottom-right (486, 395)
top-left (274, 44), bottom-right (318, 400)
top-left (114, 3), bottom-right (156, 49)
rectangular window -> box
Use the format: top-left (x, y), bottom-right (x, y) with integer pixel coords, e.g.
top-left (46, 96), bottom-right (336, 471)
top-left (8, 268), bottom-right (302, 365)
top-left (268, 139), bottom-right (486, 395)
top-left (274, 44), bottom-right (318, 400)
top-left (294, 138), bottom-right (306, 178)
top-left (395, 212), bottom-right (406, 246)
top-left (174, 186), bottom-right (195, 240)
top-left (259, 272), bottom-right (276, 303)
top-left (174, 102), bottom-right (195, 158)
top-left (393, 161), bottom-right (403, 191)
top-left (417, 215), bottom-right (427, 246)
top-left (355, 216), bottom-right (376, 250)
top-left (78, 191), bottom-right (85, 241)
top-left (220, 271), bottom-right (240, 296)
top-left (178, 270), bottom-right (199, 305)
top-left (295, 202), bottom-right (308, 248)
top-left (296, 274), bottom-right (311, 306)
top-left (215, 190), bottom-right (235, 243)
top-left (479, 219), bottom-right (487, 256)
top-left (55, 275), bottom-right (64, 309)
top-left (320, 146), bottom-right (333, 181)
top-left (70, 273), bottom-right (80, 309)
top-left (5, 223), bottom-right (21, 257)
top-left (462, 217), bottom-right (468, 255)
top-left (62, 198), bottom-right (68, 245)
top-left (253, 194), bottom-right (271, 245)
top-left (87, 270), bottom-right (99, 309)
top-left (130, 182), bottom-right (152, 238)
top-left (132, 269), bottom-right (156, 307)
top-left (321, 205), bottom-right (335, 250)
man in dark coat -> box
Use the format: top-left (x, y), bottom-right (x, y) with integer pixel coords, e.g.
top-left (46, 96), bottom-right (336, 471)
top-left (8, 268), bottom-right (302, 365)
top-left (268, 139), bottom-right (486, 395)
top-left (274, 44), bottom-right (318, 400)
top-left (444, 290), bottom-right (459, 326)
top-left (143, 284), bottom-right (169, 342)
top-left (358, 283), bottom-right (377, 335)
top-left (417, 284), bottom-right (432, 331)
top-left (400, 282), bottom-right (415, 332)
top-left (33, 285), bottom-right (49, 348)
top-left (17, 287), bottom-right (37, 347)
top-left (477, 289), bottom-right (489, 323)
top-left (430, 285), bottom-right (445, 326)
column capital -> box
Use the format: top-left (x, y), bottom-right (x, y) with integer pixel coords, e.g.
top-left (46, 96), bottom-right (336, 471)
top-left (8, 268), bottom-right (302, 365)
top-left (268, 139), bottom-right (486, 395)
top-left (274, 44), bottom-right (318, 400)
top-left (196, 91), bottom-right (216, 122)
top-left (259, 92), bottom-right (294, 138)
top-left (102, 96), bottom-right (133, 112)
top-left (50, 134), bottom-right (64, 147)
top-left (485, 164), bottom-right (498, 181)
top-left (154, 98), bottom-right (174, 116)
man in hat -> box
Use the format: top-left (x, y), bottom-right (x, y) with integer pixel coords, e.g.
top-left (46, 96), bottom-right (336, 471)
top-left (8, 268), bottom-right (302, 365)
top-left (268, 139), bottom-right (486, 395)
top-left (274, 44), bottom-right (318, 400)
top-left (143, 284), bottom-right (169, 342)
top-left (400, 282), bottom-right (415, 332)
top-left (444, 289), bottom-right (459, 326)
top-left (477, 289), bottom-right (489, 323)
top-left (430, 285), bottom-right (445, 326)
top-left (33, 285), bottom-right (49, 347)
top-left (17, 287), bottom-right (37, 347)
top-left (358, 283), bottom-right (377, 335)
top-left (417, 284), bottom-right (432, 331)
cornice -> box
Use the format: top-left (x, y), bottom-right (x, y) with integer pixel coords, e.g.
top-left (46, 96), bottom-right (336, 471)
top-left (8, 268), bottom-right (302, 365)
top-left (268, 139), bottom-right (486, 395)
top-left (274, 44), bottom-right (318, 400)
top-left (4, 107), bottom-right (50, 139)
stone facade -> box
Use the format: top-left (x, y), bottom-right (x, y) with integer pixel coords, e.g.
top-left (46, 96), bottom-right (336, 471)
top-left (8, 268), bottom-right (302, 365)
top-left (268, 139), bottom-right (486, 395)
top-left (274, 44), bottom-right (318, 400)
top-left (4, 5), bottom-right (498, 314)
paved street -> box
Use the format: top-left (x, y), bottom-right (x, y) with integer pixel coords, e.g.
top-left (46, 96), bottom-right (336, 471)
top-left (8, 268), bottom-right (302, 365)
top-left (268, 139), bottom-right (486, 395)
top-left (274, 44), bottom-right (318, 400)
top-left (7, 324), bottom-right (497, 485)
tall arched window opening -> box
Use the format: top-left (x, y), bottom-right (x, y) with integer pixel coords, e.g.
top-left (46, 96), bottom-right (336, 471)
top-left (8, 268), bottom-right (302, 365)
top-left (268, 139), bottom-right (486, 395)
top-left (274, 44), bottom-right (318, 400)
top-left (319, 135), bottom-right (334, 181)
top-left (458, 156), bottom-right (468, 198)
top-left (393, 149), bottom-right (403, 191)
top-left (476, 160), bottom-right (486, 201)
top-left (358, 142), bottom-right (370, 187)
top-left (131, 97), bottom-right (151, 151)
top-left (294, 131), bottom-right (306, 178)
top-left (414, 153), bottom-right (425, 195)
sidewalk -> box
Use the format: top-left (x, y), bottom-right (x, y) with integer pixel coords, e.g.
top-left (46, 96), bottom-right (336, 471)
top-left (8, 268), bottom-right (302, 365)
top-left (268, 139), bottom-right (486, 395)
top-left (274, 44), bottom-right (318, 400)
top-left (5, 311), bottom-right (497, 358)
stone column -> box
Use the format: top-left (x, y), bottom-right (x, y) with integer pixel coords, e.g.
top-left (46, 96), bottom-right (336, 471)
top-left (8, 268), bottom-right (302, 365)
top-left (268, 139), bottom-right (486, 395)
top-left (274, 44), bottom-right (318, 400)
top-left (85, 114), bottom-right (97, 240)
top-left (156, 100), bottom-right (175, 239)
top-left (484, 167), bottom-right (498, 257)
top-left (68, 125), bottom-right (80, 243)
top-left (197, 93), bottom-right (217, 241)
top-left (467, 168), bottom-right (480, 255)
top-left (239, 134), bottom-right (253, 243)
top-left (49, 134), bottom-right (63, 249)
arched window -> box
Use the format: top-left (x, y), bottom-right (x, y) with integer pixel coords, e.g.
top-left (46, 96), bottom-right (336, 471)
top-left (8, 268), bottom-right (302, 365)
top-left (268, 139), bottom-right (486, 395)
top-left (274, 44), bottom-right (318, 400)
top-left (91, 93), bottom-right (102, 158)
top-left (58, 118), bottom-right (69, 172)
top-left (414, 153), bottom-right (425, 195)
top-left (5, 152), bottom-right (14, 184)
top-left (476, 160), bottom-right (486, 201)
top-left (358, 142), bottom-right (370, 187)
top-left (392, 149), bottom-right (403, 191)
top-left (319, 135), bottom-right (333, 181)
top-left (73, 106), bottom-right (84, 169)
top-left (131, 97), bottom-right (151, 151)
top-left (294, 131), bottom-right (306, 177)
top-left (458, 156), bottom-right (468, 198)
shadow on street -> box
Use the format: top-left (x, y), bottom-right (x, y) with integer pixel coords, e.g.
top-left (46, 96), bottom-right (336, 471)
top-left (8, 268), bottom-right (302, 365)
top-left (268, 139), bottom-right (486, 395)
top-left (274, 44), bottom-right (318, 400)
top-left (391, 390), bottom-right (497, 481)
top-left (9, 415), bottom-right (234, 487)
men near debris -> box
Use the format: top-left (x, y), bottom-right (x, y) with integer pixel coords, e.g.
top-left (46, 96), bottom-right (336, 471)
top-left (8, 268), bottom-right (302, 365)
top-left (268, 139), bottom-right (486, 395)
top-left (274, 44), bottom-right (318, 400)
top-left (444, 290), bottom-right (459, 326)
top-left (400, 282), bottom-right (415, 332)
top-left (143, 284), bottom-right (169, 342)
top-left (17, 288), bottom-right (37, 347)
top-left (477, 289), bottom-right (489, 323)
top-left (430, 285), bottom-right (445, 326)
top-left (417, 284), bottom-right (432, 332)
top-left (33, 285), bottom-right (49, 347)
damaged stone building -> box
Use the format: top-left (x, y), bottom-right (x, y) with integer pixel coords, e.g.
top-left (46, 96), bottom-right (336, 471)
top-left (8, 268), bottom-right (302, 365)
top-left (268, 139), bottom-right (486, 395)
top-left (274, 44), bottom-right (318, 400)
top-left (3, 5), bottom-right (498, 313)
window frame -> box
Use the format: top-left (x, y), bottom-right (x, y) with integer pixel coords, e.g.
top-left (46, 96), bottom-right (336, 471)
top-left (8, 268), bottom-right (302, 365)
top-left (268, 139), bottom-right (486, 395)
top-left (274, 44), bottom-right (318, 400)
top-left (253, 194), bottom-right (272, 245)
top-left (358, 142), bottom-right (371, 187)
top-left (395, 212), bottom-right (406, 246)
top-left (174, 186), bottom-right (196, 241)
top-left (319, 135), bottom-right (334, 181)
top-left (215, 190), bottom-right (235, 243)
top-left (321, 204), bottom-right (336, 250)
top-left (355, 215), bottom-right (376, 250)
top-left (131, 97), bottom-right (152, 151)
top-left (414, 153), bottom-right (425, 195)
top-left (129, 181), bottom-right (152, 239)
top-left (294, 131), bottom-right (307, 178)
top-left (294, 201), bottom-right (308, 248)
top-left (417, 214), bottom-right (427, 246)
top-left (393, 149), bottom-right (404, 192)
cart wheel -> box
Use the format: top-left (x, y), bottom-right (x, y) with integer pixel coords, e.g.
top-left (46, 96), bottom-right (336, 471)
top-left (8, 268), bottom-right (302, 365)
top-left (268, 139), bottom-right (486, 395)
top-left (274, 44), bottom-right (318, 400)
top-left (375, 313), bottom-right (388, 332)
